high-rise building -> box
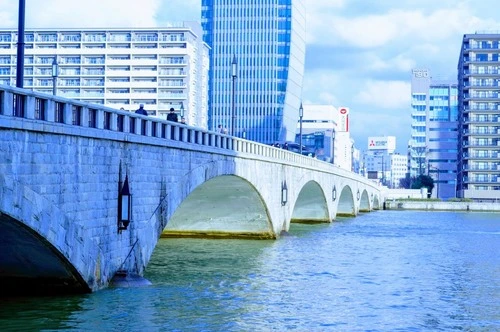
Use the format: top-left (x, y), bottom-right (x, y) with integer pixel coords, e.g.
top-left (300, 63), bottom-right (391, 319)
top-left (0, 25), bottom-right (209, 127)
top-left (426, 81), bottom-right (458, 199)
top-left (457, 33), bottom-right (500, 201)
top-left (201, 0), bottom-right (306, 144)
top-left (409, 68), bottom-right (458, 199)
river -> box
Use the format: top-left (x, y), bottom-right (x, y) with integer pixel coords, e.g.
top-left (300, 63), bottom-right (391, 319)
top-left (1, 211), bottom-right (499, 331)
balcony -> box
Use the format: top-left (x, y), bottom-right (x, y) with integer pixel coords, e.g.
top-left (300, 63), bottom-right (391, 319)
top-left (465, 128), bottom-right (500, 136)
top-left (463, 68), bottom-right (500, 76)
top-left (464, 165), bottom-right (500, 171)
top-left (464, 140), bottom-right (500, 148)
top-left (464, 151), bottom-right (500, 159)
top-left (464, 116), bottom-right (500, 124)
top-left (463, 106), bottom-right (500, 112)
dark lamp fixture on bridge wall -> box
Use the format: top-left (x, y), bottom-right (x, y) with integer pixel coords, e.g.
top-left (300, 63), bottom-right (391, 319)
top-left (332, 186), bottom-right (337, 201)
top-left (356, 189), bottom-right (360, 201)
top-left (118, 175), bottom-right (132, 233)
top-left (180, 102), bottom-right (184, 118)
top-left (281, 181), bottom-right (288, 206)
top-left (52, 57), bottom-right (58, 96)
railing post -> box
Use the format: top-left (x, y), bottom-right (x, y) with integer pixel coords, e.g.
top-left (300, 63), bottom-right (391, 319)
top-left (110, 113), bottom-right (118, 131)
top-left (174, 126), bottom-right (180, 141)
top-left (0, 91), bottom-right (8, 115)
top-left (81, 107), bottom-right (89, 127)
top-left (123, 114), bottom-right (131, 133)
top-left (63, 103), bottom-right (72, 125)
top-left (96, 109), bottom-right (104, 129)
top-left (134, 116), bottom-right (141, 134)
top-left (46, 100), bottom-right (56, 122)
top-left (25, 94), bottom-right (35, 119)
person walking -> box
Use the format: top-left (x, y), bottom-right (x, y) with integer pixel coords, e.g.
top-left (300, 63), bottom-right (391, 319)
top-left (167, 107), bottom-right (178, 122)
top-left (135, 103), bottom-right (148, 116)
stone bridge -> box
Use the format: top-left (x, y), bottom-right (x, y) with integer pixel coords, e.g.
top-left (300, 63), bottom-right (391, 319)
top-left (0, 85), bottom-right (383, 293)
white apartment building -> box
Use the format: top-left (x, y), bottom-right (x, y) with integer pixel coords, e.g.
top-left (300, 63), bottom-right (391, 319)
top-left (0, 24), bottom-right (210, 128)
top-left (390, 153), bottom-right (408, 189)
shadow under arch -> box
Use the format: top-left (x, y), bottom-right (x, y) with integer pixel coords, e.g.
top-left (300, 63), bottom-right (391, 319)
top-left (162, 175), bottom-right (275, 239)
top-left (337, 185), bottom-right (356, 217)
top-left (291, 180), bottom-right (329, 224)
top-left (0, 212), bottom-right (90, 296)
top-left (359, 190), bottom-right (370, 212)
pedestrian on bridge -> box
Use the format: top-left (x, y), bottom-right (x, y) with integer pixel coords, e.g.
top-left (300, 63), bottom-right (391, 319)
top-left (167, 108), bottom-right (178, 122)
top-left (135, 104), bottom-right (148, 116)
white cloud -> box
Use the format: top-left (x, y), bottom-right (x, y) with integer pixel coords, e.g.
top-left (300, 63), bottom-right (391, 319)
top-left (305, 2), bottom-right (500, 49)
top-left (0, 0), bottom-right (161, 28)
top-left (355, 80), bottom-right (410, 109)
top-left (364, 53), bottom-right (416, 72)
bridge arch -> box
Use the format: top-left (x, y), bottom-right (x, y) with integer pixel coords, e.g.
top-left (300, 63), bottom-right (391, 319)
top-left (337, 185), bottom-right (356, 217)
top-left (0, 175), bottom-right (90, 293)
top-left (0, 213), bottom-right (89, 294)
top-left (359, 190), bottom-right (371, 212)
top-left (291, 180), bottom-right (329, 224)
top-left (162, 175), bottom-right (274, 239)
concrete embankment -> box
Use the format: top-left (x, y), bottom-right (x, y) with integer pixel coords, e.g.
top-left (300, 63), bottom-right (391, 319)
top-left (383, 201), bottom-right (500, 212)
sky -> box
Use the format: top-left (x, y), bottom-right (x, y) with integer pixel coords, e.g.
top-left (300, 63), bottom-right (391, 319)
top-left (1, 0), bottom-right (500, 152)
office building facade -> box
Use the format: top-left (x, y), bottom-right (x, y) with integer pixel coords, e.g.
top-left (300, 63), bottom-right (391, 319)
top-left (202, 0), bottom-right (306, 144)
top-left (365, 136), bottom-right (397, 187)
top-left (457, 33), bottom-right (500, 201)
top-left (295, 104), bottom-right (337, 163)
top-left (409, 68), bottom-right (459, 199)
top-left (0, 25), bottom-right (209, 127)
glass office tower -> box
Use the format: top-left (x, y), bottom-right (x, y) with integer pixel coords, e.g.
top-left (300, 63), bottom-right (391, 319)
top-left (457, 33), bottom-right (500, 201)
top-left (427, 82), bottom-right (458, 200)
top-left (409, 68), bottom-right (458, 199)
top-left (201, 0), bottom-right (306, 144)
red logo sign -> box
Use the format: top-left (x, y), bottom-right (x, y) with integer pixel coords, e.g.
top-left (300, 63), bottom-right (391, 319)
top-left (340, 109), bottom-right (347, 114)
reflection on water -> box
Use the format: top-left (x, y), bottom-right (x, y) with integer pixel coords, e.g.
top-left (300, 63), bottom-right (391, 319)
top-left (0, 211), bottom-right (499, 331)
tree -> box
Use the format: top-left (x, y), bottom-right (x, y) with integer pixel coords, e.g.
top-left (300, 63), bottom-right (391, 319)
top-left (411, 175), bottom-right (435, 197)
top-left (399, 175), bottom-right (413, 189)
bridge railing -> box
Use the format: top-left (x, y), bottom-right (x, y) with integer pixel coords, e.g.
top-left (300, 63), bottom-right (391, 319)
top-left (0, 85), bottom-right (378, 189)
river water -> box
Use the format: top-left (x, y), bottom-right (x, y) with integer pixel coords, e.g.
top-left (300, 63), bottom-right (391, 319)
top-left (1, 211), bottom-right (499, 331)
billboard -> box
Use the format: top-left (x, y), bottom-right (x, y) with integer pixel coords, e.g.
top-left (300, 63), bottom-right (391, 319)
top-left (368, 136), bottom-right (396, 151)
top-left (338, 107), bottom-right (349, 132)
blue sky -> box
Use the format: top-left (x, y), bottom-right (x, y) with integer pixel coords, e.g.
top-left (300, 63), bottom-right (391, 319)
top-left (1, 0), bottom-right (500, 152)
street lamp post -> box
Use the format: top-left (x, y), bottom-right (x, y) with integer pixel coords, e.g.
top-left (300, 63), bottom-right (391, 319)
top-left (299, 102), bottom-right (303, 154)
top-left (16, 0), bottom-right (26, 88)
top-left (231, 55), bottom-right (237, 136)
top-left (180, 102), bottom-right (184, 118)
top-left (52, 58), bottom-right (58, 96)
top-left (331, 129), bottom-right (336, 165)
